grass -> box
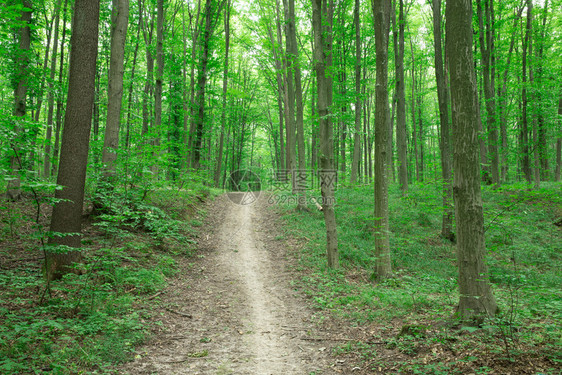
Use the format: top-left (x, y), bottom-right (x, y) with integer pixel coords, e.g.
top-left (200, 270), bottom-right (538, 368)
top-left (0, 180), bottom-right (220, 374)
top-left (275, 180), bottom-right (562, 374)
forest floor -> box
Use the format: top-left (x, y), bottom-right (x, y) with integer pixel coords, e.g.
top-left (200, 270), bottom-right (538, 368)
top-left (120, 193), bottom-right (343, 374)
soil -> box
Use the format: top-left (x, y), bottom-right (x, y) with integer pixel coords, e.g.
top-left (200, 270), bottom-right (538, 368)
top-left (120, 193), bottom-right (340, 374)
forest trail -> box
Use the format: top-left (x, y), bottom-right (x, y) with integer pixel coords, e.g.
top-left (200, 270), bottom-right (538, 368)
top-left (121, 193), bottom-right (334, 374)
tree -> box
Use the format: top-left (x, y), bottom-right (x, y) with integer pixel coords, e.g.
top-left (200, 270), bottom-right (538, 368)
top-left (46, 0), bottom-right (100, 280)
top-left (446, 0), bottom-right (497, 320)
top-left (431, 0), bottom-right (453, 241)
top-left (350, 0), bottom-right (361, 184)
top-left (101, 0), bottom-right (130, 177)
top-left (373, 0), bottom-right (392, 280)
top-left (6, 0), bottom-right (32, 201)
top-left (393, 0), bottom-right (408, 194)
top-left (214, 0), bottom-right (231, 187)
top-left (312, 0), bottom-right (338, 268)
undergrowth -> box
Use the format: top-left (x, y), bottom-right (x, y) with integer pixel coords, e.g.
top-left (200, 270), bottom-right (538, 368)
top-left (276, 180), bottom-right (562, 374)
top-left (0, 180), bottom-right (218, 374)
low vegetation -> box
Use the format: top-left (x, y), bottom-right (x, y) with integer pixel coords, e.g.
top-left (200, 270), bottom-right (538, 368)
top-left (277, 181), bottom-right (562, 374)
top-left (0, 180), bottom-right (217, 374)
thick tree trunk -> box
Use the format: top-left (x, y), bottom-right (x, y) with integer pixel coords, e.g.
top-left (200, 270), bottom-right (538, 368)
top-left (350, 0), bottom-right (361, 184)
top-left (47, 0), bottom-right (99, 280)
top-left (102, 0), bottom-right (129, 177)
top-left (7, 0), bottom-right (32, 201)
top-left (432, 0), bottom-right (453, 241)
top-left (312, 0), bottom-right (338, 268)
top-left (445, 0), bottom-right (497, 320)
top-left (373, 0), bottom-right (392, 280)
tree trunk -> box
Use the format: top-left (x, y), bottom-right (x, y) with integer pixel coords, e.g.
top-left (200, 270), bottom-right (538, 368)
top-left (153, 0), bottom-right (164, 175)
top-left (554, 94), bottom-right (562, 182)
top-left (393, 0), bottom-right (408, 193)
top-left (445, 0), bottom-right (497, 320)
top-left (285, 0), bottom-right (306, 208)
top-left (52, 0), bottom-right (69, 177)
top-left (373, 0), bottom-right (392, 281)
top-left (7, 0), bottom-right (32, 201)
top-left (478, 0), bottom-right (500, 186)
top-left (498, 4), bottom-right (524, 182)
top-left (432, 0), bottom-right (453, 241)
top-left (43, 1), bottom-right (62, 178)
top-left (214, 0), bottom-right (230, 187)
top-left (102, 0), bottom-right (129, 178)
top-left (350, 0), bottom-right (361, 184)
top-left (521, 0), bottom-right (532, 183)
top-left (312, 0), bottom-right (338, 268)
top-left (47, 0), bottom-right (99, 280)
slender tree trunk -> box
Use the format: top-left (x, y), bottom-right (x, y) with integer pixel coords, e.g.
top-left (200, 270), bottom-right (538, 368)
top-left (409, 39), bottom-right (419, 183)
top-left (478, 0), bottom-right (500, 186)
top-left (192, 0), bottom-right (217, 169)
top-left (446, 0), bottom-right (497, 320)
top-left (499, 4), bottom-right (524, 182)
top-left (43, 2), bottom-right (62, 178)
top-left (373, 0), bottom-right (392, 280)
top-left (284, 0), bottom-right (306, 208)
top-left (312, 0), bottom-right (338, 268)
top-left (102, 0), bottom-right (129, 178)
top-left (7, 0), bottom-right (32, 201)
top-left (47, 0), bottom-right (99, 280)
top-left (125, 22), bottom-right (140, 150)
top-left (282, 0), bottom-right (297, 189)
top-left (350, 0), bottom-right (362, 184)
top-left (521, 0), bottom-right (532, 183)
top-left (554, 94), bottom-right (562, 182)
top-left (214, 0), bottom-right (230, 187)
top-left (153, 0), bottom-right (164, 176)
top-left (392, 0), bottom-right (408, 192)
top-left (52, 0), bottom-right (68, 177)
top-left (432, 0), bottom-right (453, 240)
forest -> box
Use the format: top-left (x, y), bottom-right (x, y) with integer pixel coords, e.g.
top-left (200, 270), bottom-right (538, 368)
top-left (0, 0), bottom-right (561, 372)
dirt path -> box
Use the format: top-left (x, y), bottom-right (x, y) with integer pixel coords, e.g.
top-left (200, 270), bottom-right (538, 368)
top-left (121, 193), bottom-right (336, 374)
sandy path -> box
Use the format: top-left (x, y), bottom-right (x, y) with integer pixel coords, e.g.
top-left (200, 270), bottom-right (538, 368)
top-left (120, 194), bottom-right (334, 374)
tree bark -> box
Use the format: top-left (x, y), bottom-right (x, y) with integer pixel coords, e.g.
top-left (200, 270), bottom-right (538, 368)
top-left (373, 0), bottom-right (392, 280)
top-left (43, 1), bottom-right (62, 178)
top-left (102, 0), bottom-right (129, 177)
top-left (47, 0), bottom-right (99, 280)
top-left (7, 0), bottom-right (32, 201)
top-left (445, 0), bottom-right (497, 320)
top-left (285, 0), bottom-right (306, 208)
top-left (312, 0), bottom-right (338, 268)
top-left (214, 0), bottom-right (230, 187)
top-left (554, 94), bottom-right (562, 182)
top-left (432, 0), bottom-right (453, 241)
top-left (153, 0), bottom-right (164, 175)
top-left (350, 0), bottom-right (361, 184)
top-left (392, 0), bottom-right (408, 193)
top-left (478, 0), bottom-right (500, 186)
top-left (521, 0), bottom-right (532, 183)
